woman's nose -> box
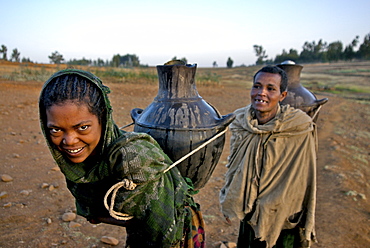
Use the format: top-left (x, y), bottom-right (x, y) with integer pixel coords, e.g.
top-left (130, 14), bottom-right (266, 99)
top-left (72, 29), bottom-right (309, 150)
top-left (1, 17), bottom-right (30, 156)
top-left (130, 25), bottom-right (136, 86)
top-left (62, 132), bottom-right (78, 145)
top-left (257, 87), bottom-right (267, 95)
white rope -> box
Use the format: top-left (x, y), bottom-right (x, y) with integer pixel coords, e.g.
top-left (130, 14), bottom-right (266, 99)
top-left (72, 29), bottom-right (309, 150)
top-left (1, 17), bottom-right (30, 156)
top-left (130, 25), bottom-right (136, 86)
top-left (104, 127), bottom-right (229, 219)
top-left (311, 105), bottom-right (322, 121)
top-left (119, 122), bottom-right (134, 130)
top-left (104, 179), bottom-right (137, 220)
top-left (163, 127), bottom-right (228, 173)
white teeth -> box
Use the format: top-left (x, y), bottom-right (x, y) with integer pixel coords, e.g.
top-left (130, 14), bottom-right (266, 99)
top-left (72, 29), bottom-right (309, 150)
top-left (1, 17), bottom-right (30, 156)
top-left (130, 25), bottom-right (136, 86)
top-left (67, 148), bottom-right (83, 154)
top-left (256, 99), bottom-right (267, 103)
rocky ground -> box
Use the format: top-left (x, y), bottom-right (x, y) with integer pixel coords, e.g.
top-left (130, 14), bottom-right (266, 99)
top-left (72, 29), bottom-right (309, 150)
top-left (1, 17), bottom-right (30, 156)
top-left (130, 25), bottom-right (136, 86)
top-left (0, 65), bottom-right (369, 247)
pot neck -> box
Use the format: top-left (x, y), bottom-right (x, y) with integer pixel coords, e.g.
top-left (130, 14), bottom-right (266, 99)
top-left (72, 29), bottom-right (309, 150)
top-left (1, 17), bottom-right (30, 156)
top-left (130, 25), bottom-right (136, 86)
top-left (278, 64), bottom-right (303, 87)
top-left (155, 64), bottom-right (201, 100)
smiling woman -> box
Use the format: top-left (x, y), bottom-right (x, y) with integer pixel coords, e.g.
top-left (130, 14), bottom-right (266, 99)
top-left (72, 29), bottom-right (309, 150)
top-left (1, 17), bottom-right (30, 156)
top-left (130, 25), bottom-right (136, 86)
top-left (38, 69), bottom-right (206, 248)
top-left (46, 101), bottom-right (102, 164)
top-left (220, 65), bottom-right (318, 248)
top-left (250, 66), bottom-right (288, 124)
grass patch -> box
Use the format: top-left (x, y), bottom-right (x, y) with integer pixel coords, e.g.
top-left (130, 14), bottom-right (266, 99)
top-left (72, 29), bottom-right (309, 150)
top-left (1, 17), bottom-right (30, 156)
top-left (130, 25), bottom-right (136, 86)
top-left (328, 85), bottom-right (370, 94)
top-left (196, 72), bottom-right (222, 86)
top-left (1, 65), bottom-right (55, 82)
top-left (334, 85), bottom-right (366, 93)
top-left (303, 79), bottom-right (370, 101)
top-left (346, 145), bottom-right (369, 165)
top-left (327, 69), bottom-right (370, 74)
top-left (0, 63), bottom-right (159, 84)
top-left (94, 68), bottom-right (158, 84)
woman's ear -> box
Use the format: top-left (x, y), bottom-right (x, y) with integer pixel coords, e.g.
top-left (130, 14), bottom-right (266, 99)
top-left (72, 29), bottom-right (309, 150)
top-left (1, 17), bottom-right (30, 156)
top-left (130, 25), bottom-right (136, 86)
top-left (279, 91), bottom-right (287, 102)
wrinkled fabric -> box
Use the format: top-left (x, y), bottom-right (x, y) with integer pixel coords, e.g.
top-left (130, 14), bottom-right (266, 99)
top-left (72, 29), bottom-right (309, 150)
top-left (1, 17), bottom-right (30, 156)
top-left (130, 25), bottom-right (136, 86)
top-left (220, 104), bottom-right (317, 248)
top-left (104, 132), bottom-right (195, 247)
top-left (39, 69), bottom-right (204, 248)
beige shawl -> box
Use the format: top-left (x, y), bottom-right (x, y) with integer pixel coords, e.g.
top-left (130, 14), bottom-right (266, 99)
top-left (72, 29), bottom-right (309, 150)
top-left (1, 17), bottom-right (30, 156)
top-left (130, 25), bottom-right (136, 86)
top-left (220, 104), bottom-right (317, 247)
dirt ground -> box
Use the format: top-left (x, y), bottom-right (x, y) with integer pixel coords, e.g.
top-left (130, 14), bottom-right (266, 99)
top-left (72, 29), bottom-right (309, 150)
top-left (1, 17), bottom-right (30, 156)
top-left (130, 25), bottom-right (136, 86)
top-left (0, 66), bottom-right (369, 247)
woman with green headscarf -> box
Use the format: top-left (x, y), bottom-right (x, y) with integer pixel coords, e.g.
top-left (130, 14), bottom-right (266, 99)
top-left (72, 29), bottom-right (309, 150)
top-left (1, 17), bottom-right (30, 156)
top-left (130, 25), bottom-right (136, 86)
top-left (39, 69), bottom-right (205, 248)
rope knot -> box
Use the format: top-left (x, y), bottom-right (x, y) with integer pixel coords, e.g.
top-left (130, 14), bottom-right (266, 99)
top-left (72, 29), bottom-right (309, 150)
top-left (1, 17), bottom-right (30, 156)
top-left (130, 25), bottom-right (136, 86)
top-left (104, 179), bottom-right (137, 220)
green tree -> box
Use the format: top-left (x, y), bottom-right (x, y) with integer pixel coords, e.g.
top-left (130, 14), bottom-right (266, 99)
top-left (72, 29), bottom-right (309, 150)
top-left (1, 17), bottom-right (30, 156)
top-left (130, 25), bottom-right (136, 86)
top-left (22, 57), bottom-right (32, 63)
top-left (253, 45), bottom-right (268, 65)
top-left (48, 51), bottom-right (64, 64)
top-left (97, 58), bottom-right (105, 67)
top-left (171, 56), bottom-right (188, 64)
top-left (226, 57), bottom-right (233, 68)
top-left (343, 36), bottom-right (359, 60)
top-left (112, 54), bottom-right (141, 67)
top-left (358, 33), bottom-right (370, 60)
top-left (120, 54), bottom-right (140, 67)
top-left (326, 41), bottom-right (343, 61)
top-left (10, 48), bottom-right (21, 62)
top-left (112, 54), bottom-right (121, 67)
top-left (212, 61), bottom-right (218, 67)
top-left (299, 39), bottom-right (327, 62)
top-left (0, 44), bottom-right (8, 60)
top-left (274, 49), bottom-right (299, 64)
top-left (67, 57), bottom-right (91, 66)
top-left (180, 57), bottom-right (188, 64)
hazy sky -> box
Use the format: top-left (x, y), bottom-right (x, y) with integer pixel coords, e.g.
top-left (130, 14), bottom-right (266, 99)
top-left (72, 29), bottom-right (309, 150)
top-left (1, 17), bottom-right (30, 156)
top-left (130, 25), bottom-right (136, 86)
top-left (1, 0), bottom-right (369, 67)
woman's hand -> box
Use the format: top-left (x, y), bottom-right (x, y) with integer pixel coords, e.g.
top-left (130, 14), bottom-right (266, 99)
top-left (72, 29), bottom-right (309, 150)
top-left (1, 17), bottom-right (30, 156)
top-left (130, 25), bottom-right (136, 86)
top-left (89, 216), bottom-right (135, 227)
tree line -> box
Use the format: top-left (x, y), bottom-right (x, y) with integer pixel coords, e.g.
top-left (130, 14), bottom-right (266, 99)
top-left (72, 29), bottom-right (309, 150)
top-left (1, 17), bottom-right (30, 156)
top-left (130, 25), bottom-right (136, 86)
top-left (254, 32), bottom-right (370, 65)
top-left (0, 47), bottom-right (146, 68)
top-left (0, 47), bottom-right (194, 68)
top-left (1, 32), bottom-right (368, 67)
top-left (0, 45), bottom-right (26, 62)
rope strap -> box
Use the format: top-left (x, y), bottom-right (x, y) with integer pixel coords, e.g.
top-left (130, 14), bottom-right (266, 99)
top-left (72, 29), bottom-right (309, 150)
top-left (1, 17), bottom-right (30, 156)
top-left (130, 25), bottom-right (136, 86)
top-left (104, 127), bottom-right (229, 220)
top-left (119, 122), bottom-right (134, 130)
top-left (163, 127), bottom-right (228, 173)
top-left (104, 179), bottom-right (137, 220)
top-left (311, 105), bottom-right (322, 121)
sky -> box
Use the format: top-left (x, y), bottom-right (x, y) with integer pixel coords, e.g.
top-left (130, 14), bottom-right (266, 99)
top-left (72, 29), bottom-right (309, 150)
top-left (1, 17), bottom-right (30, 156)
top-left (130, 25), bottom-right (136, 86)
top-left (1, 0), bottom-right (369, 67)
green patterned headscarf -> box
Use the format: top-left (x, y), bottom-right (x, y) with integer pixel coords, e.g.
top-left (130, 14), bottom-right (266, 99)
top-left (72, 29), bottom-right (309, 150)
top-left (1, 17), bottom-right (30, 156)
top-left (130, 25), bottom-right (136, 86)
top-left (39, 69), bottom-right (122, 183)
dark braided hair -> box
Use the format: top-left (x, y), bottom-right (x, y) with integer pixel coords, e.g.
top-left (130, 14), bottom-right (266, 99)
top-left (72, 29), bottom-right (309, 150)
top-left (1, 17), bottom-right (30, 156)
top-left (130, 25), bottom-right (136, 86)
top-left (253, 65), bottom-right (288, 93)
top-left (40, 74), bottom-right (106, 123)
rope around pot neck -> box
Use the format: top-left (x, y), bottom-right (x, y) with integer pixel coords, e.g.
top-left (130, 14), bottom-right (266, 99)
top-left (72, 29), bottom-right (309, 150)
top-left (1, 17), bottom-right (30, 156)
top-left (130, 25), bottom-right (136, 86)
top-left (103, 127), bottom-right (229, 220)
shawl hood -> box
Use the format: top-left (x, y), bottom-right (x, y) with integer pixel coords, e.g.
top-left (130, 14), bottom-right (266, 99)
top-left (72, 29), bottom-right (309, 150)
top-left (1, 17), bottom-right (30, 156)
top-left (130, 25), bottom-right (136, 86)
top-left (39, 69), bottom-right (122, 183)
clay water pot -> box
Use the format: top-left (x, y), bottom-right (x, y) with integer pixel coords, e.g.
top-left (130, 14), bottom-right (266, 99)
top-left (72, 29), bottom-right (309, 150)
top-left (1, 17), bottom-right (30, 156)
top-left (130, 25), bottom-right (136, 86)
top-left (277, 61), bottom-right (328, 121)
top-left (131, 62), bottom-right (235, 190)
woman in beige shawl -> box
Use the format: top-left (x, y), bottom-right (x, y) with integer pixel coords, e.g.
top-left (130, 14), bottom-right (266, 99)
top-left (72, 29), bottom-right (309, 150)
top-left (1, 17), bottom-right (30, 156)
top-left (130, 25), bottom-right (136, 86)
top-left (220, 66), bottom-right (317, 248)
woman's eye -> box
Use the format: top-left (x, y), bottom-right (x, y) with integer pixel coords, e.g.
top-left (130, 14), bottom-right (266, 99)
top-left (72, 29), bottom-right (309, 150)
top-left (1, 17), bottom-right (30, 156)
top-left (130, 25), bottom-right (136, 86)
top-left (50, 128), bottom-right (61, 133)
top-left (79, 125), bottom-right (89, 131)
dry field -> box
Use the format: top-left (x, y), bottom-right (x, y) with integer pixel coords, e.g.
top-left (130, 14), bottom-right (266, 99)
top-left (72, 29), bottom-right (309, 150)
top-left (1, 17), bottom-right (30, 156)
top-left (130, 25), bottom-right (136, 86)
top-left (0, 61), bottom-right (369, 247)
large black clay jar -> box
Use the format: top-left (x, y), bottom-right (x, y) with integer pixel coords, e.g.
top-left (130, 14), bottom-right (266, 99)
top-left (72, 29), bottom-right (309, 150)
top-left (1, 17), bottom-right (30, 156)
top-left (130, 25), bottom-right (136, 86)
top-left (131, 62), bottom-right (235, 190)
top-left (278, 60), bottom-right (328, 121)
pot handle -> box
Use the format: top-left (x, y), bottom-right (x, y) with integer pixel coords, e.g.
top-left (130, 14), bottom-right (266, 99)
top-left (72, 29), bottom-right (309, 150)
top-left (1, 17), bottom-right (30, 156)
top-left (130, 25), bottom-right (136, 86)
top-left (130, 108), bottom-right (143, 123)
top-left (315, 98), bottom-right (329, 106)
top-left (206, 101), bottom-right (236, 130)
top-left (216, 113), bottom-right (236, 130)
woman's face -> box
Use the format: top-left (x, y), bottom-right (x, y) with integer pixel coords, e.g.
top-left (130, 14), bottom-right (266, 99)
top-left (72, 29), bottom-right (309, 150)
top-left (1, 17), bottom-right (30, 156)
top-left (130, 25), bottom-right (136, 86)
top-left (250, 72), bottom-right (287, 124)
top-left (46, 101), bottom-right (102, 163)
